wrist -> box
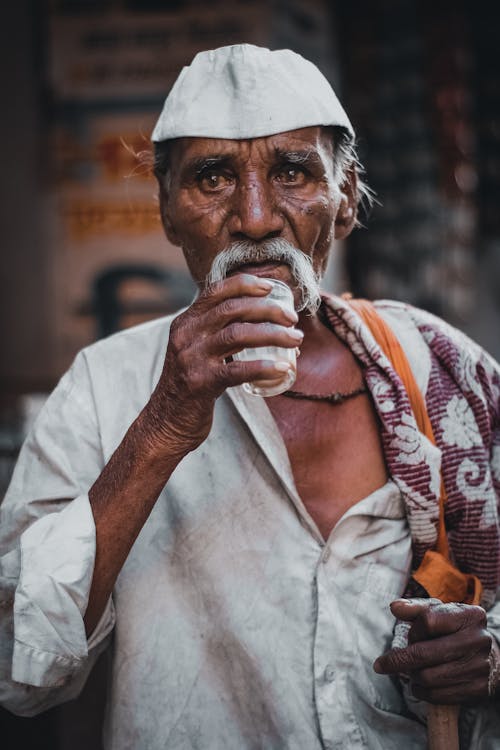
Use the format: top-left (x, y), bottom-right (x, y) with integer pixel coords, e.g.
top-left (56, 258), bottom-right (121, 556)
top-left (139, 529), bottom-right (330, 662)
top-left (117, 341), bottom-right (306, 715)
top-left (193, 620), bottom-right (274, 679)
top-left (133, 397), bottom-right (201, 466)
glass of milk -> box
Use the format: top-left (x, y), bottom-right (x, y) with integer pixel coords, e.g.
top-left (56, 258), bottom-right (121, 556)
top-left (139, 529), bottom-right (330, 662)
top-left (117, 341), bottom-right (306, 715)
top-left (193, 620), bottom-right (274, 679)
top-left (232, 278), bottom-right (297, 397)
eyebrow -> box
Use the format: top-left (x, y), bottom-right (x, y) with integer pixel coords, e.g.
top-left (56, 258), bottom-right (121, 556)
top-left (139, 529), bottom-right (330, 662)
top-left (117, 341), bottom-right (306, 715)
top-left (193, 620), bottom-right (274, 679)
top-left (183, 155), bottom-right (234, 176)
top-left (273, 148), bottom-right (323, 168)
top-left (181, 147), bottom-right (324, 177)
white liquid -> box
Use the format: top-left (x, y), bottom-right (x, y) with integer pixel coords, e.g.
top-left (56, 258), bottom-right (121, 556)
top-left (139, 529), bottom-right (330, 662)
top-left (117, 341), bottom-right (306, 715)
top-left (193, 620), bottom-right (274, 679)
top-left (232, 279), bottom-right (297, 397)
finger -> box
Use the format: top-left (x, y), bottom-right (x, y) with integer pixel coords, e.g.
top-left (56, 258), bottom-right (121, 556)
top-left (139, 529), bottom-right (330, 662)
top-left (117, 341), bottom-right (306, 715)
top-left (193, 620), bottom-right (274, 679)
top-left (408, 603), bottom-right (486, 643)
top-left (373, 630), bottom-right (490, 675)
top-left (412, 650), bottom-right (490, 690)
top-left (212, 357), bottom-right (294, 391)
top-left (197, 274), bottom-right (275, 307)
top-left (209, 322), bottom-right (304, 358)
top-left (172, 276), bottom-right (296, 355)
top-left (208, 296), bottom-right (298, 329)
top-left (167, 353), bottom-right (293, 401)
top-left (389, 598), bottom-right (441, 624)
top-left (389, 599), bottom-right (487, 642)
top-left (411, 678), bottom-right (487, 705)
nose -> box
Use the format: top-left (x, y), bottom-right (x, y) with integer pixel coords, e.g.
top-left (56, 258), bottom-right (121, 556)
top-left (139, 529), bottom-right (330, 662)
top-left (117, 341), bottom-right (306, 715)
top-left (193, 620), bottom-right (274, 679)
top-left (227, 176), bottom-right (285, 241)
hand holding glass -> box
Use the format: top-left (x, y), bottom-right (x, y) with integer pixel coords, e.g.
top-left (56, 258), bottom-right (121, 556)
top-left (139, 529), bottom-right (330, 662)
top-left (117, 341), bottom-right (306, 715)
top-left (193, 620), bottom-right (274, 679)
top-left (232, 278), bottom-right (297, 397)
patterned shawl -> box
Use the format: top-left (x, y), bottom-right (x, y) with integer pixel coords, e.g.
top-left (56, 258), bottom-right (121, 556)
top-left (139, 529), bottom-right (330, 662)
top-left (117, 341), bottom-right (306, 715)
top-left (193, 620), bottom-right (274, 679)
top-left (322, 295), bottom-right (500, 608)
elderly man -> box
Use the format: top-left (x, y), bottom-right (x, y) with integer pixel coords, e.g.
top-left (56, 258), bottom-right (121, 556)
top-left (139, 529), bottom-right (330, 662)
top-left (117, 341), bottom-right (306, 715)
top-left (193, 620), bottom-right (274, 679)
top-left (1, 44), bottom-right (500, 749)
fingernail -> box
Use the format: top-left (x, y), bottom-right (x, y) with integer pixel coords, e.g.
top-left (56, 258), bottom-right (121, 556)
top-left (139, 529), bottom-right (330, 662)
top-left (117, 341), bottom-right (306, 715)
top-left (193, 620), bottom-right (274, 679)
top-left (257, 279), bottom-right (273, 290)
top-left (290, 328), bottom-right (304, 340)
top-left (391, 598), bottom-right (413, 608)
top-left (284, 309), bottom-right (299, 323)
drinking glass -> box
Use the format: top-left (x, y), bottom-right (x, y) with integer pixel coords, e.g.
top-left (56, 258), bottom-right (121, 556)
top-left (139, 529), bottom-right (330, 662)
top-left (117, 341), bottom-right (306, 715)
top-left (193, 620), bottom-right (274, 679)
top-left (232, 278), bottom-right (297, 397)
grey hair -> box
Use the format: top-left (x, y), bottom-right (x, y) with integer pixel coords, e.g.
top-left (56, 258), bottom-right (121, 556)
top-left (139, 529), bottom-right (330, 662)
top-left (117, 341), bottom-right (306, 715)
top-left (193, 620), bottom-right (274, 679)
top-left (206, 238), bottom-right (322, 314)
top-left (152, 140), bottom-right (172, 191)
top-left (329, 128), bottom-right (375, 227)
top-left (151, 127), bottom-right (374, 224)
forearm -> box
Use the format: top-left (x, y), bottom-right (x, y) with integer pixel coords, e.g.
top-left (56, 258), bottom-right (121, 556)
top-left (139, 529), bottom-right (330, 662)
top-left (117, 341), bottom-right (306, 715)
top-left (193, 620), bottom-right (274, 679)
top-left (84, 274), bottom-right (300, 634)
top-left (85, 406), bottom-right (190, 635)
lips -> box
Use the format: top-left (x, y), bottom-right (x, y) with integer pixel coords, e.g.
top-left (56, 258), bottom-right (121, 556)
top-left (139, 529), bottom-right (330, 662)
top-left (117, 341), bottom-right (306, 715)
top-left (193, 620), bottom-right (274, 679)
top-left (228, 260), bottom-right (290, 281)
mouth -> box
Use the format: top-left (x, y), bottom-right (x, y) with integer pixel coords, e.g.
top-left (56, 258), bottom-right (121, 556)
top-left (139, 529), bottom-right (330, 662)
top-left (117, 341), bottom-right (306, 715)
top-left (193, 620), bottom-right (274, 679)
top-left (227, 260), bottom-right (289, 280)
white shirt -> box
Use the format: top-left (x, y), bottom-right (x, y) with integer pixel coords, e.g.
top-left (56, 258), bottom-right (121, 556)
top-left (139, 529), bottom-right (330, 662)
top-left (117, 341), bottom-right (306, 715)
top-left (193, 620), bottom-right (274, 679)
top-left (1, 308), bottom-right (499, 748)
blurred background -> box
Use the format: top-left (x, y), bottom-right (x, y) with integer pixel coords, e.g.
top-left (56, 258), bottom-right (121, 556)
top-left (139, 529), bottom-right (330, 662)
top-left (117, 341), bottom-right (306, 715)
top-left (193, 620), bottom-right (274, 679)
top-left (1, 0), bottom-right (499, 747)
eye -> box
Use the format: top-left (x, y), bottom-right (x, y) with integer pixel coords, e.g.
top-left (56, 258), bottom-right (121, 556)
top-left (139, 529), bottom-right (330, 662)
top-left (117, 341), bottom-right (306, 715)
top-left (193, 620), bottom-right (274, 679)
top-left (197, 170), bottom-right (234, 192)
top-left (275, 165), bottom-right (307, 185)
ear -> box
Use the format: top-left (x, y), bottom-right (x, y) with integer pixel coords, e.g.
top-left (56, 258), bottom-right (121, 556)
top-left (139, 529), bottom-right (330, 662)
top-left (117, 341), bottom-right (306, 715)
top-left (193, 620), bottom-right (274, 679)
top-left (158, 183), bottom-right (181, 246)
top-left (334, 167), bottom-right (358, 240)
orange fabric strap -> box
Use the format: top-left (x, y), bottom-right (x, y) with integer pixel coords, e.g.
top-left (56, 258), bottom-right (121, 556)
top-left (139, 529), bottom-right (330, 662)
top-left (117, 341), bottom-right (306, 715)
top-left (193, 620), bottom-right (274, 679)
top-left (348, 298), bottom-right (482, 605)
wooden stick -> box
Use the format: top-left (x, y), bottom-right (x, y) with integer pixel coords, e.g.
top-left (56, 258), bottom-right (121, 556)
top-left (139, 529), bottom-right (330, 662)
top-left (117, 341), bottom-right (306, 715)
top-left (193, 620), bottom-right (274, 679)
top-left (427, 704), bottom-right (459, 750)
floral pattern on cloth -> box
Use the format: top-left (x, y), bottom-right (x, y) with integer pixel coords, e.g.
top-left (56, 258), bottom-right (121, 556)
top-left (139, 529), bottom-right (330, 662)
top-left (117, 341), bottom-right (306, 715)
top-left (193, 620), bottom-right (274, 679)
top-left (321, 295), bottom-right (500, 609)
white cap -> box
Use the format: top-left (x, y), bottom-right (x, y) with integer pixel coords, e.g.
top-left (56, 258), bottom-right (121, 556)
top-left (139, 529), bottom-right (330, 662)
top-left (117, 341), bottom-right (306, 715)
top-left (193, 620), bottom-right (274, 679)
top-left (152, 44), bottom-right (354, 142)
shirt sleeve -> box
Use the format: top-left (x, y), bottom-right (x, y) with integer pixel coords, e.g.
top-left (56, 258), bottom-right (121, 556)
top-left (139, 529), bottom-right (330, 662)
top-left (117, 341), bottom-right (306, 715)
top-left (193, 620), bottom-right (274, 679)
top-left (12, 493), bottom-right (115, 687)
top-left (0, 351), bottom-right (114, 714)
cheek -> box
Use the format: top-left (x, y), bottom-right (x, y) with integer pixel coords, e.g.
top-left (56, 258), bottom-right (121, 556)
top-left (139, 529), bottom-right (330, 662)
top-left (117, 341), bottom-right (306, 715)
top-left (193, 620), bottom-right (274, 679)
top-left (281, 193), bottom-right (336, 238)
top-left (172, 194), bottom-right (230, 243)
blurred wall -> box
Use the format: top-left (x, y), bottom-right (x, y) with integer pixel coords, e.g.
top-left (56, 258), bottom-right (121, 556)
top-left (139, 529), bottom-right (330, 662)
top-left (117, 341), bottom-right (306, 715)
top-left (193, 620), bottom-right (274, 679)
top-left (0, 2), bottom-right (55, 392)
top-left (337, 0), bottom-right (500, 360)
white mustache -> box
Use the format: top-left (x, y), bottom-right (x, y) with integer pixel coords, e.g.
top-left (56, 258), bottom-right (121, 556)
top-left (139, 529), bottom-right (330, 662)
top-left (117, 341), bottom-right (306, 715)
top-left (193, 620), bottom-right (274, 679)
top-left (206, 239), bottom-right (321, 313)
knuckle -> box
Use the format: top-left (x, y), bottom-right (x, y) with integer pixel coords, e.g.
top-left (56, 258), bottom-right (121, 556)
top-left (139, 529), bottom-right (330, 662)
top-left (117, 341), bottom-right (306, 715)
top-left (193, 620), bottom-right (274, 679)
top-left (415, 607), bottom-right (439, 635)
top-left (168, 337), bottom-right (182, 358)
top-left (169, 316), bottom-right (191, 353)
top-left (170, 313), bottom-right (183, 332)
top-left (452, 602), bottom-right (485, 628)
top-left (469, 605), bottom-right (487, 626)
top-left (176, 348), bottom-right (190, 371)
top-left (186, 366), bottom-right (207, 395)
top-left (168, 321), bottom-right (182, 348)
top-left (219, 359), bottom-right (239, 383)
top-left (220, 323), bottom-right (240, 348)
top-left (214, 362), bottom-right (230, 380)
top-left (218, 298), bottom-right (238, 318)
top-left (420, 608), bottom-right (436, 629)
top-left (204, 279), bottom-right (223, 298)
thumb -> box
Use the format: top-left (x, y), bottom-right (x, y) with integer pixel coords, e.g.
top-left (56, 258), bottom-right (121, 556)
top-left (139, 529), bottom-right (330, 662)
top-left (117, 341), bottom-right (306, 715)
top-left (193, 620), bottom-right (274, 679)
top-left (390, 597), bottom-right (442, 622)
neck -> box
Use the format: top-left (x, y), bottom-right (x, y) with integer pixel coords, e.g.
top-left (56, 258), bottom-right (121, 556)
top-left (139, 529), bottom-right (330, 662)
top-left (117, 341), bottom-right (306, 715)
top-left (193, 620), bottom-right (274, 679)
top-left (296, 302), bottom-right (340, 354)
top-left (291, 298), bottom-right (362, 396)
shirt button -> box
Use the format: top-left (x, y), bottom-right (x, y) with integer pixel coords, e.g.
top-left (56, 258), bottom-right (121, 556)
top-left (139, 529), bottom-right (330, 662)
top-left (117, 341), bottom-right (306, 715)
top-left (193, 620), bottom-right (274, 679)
top-left (322, 546), bottom-right (331, 563)
top-left (324, 664), bottom-right (335, 682)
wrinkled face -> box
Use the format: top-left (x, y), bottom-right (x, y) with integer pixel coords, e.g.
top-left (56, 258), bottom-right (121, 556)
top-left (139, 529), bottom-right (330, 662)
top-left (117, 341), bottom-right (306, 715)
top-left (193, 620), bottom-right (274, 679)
top-left (160, 126), bottom-right (356, 287)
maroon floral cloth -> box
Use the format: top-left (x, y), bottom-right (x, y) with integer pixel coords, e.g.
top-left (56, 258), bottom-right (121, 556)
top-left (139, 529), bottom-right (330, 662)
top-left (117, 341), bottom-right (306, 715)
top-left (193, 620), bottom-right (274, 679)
top-left (322, 295), bottom-right (500, 609)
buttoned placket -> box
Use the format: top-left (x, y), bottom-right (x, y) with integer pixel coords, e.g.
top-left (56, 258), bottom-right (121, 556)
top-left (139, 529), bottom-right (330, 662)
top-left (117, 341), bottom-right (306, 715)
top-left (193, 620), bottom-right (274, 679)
top-left (312, 521), bottom-right (373, 750)
top-left (227, 386), bottom-right (357, 746)
top-left (225, 304), bottom-right (429, 748)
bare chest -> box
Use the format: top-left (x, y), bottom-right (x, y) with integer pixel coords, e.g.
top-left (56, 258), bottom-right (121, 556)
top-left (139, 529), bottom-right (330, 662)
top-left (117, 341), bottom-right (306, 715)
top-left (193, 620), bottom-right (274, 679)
top-left (266, 394), bottom-right (388, 539)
